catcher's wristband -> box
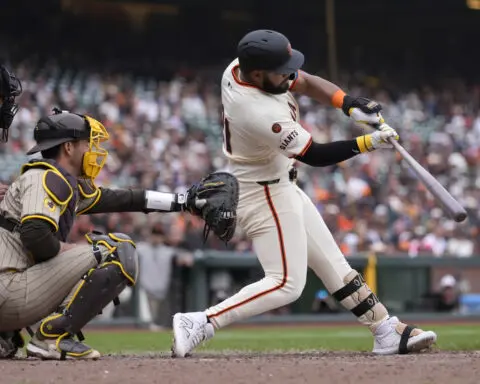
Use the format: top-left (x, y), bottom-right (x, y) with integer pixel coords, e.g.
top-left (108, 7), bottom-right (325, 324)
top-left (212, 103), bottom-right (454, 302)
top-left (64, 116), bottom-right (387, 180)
top-left (356, 135), bottom-right (374, 153)
top-left (145, 190), bottom-right (184, 212)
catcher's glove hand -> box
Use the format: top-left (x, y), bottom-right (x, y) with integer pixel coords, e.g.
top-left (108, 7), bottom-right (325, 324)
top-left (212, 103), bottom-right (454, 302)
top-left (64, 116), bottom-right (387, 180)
top-left (184, 172), bottom-right (239, 244)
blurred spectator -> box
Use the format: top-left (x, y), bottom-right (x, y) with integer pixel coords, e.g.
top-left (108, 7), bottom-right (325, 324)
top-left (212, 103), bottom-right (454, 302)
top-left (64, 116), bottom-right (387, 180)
top-left (435, 275), bottom-right (461, 312)
top-left (0, 59), bottom-right (478, 259)
top-left (422, 274), bottom-right (461, 313)
top-left (136, 223), bottom-right (177, 330)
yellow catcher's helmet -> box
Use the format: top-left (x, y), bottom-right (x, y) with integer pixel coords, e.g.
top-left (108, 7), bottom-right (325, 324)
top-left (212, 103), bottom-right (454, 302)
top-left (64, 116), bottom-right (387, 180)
top-left (26, 108), bottom-right (110, 180)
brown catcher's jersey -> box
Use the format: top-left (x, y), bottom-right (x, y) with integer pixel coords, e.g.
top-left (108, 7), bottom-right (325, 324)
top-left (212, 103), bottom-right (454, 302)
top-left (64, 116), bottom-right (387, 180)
top-left (0, 162), bottom-right (101, 273)
top-left (0, 168), bottom-right (64, 272)
top-left (221, 58), bottom-right (312, 182)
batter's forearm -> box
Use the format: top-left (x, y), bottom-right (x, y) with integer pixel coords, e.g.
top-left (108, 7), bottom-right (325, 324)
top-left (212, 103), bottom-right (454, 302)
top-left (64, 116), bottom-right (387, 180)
top-left (295, 139), bottom-right (361, 167)
top-left (86, 188), bottom-right (185, 214)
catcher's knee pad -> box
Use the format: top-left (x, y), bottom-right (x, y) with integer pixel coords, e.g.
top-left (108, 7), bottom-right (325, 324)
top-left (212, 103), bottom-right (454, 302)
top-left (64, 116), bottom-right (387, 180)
top-left (85, 231), bottom-right (138, 285)
top-left (39, 233), bottom-right (138, 340)
top-left (331, 270), bottom-right (388, 328)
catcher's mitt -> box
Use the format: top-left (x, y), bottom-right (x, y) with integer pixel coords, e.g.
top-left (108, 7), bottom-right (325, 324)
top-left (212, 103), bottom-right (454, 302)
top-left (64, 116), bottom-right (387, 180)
top-left (185, 172), bottom-right (239, 244)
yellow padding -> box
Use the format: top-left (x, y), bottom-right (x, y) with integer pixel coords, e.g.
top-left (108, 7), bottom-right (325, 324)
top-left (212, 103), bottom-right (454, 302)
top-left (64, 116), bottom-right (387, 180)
top-left (55, 333), bottom-right (93, 357)
top-left (97, 240), bottom-right (116, 253)
top-left (21, 214), bottom-right (59, 232)
top-left (108, 233), bottom-right (136, 248)
top-left (84, 233), bottom-right (116, 254)
top-left (78, 180), bottom-right (98, 199)
top-left (40, 313), bottom-right (64, 338)
top-left (76, 188), bottom-right (102, 216)
top-left (21, 161), bottom-right (59, 175)
top-left (101, 260), bottom-right (136, 286)
top-left (356, 135), bottom-right (373, 153)
top-left (42, 170), bottom-right (73, 206)
top-left (65, 280), bottom-right (86, 310)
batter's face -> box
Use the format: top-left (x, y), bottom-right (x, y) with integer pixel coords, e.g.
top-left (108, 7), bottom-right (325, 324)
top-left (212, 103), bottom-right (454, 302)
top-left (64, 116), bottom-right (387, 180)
top-left (256, 71), bottom-right (291, 94)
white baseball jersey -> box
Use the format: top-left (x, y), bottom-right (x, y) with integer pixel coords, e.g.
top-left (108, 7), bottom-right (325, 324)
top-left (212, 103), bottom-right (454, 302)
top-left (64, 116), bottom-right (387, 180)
top-left (221, 59), bottom-right (313, 182)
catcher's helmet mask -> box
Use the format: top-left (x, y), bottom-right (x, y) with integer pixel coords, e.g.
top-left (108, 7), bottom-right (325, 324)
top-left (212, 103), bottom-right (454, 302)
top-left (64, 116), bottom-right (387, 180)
top-left (27, 108), bottom-right (110, 180)
top-left (0, 65), bottom-right (23, 142)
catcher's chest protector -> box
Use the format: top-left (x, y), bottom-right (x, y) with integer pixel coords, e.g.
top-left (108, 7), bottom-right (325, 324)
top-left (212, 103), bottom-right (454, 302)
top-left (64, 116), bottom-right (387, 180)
top-left (21, 159), bottom-right (78, 242)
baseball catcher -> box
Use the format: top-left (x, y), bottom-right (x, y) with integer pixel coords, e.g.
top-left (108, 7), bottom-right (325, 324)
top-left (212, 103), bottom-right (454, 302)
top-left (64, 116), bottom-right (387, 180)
top-left (0, 109), bottom-right (238, 360)
top-left (0, 64), bottom-right (22, 142)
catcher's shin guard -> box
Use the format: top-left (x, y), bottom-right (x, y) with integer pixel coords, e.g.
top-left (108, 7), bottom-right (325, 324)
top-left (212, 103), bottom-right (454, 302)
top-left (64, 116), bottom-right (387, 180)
top-left (331, 270), bottom-right (388, 329)
top-left (37, 233), bottom-right (138, 359)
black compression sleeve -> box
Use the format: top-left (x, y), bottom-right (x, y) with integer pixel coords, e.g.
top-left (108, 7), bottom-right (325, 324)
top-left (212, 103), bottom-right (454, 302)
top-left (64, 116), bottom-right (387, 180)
top-left (295, 139), bottom-right (361, 167)
top-left (20, 219), bottom-right (60, 263)
top-left (86, 188), bottom-right (146, 213)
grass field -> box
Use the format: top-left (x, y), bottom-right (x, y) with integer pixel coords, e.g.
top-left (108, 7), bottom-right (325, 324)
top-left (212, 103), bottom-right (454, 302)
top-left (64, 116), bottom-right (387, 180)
top-left (82, 323), bottom-right (480, 355)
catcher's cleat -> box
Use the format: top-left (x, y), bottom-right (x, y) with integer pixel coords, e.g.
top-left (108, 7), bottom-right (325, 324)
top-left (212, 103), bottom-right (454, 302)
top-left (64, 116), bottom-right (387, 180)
top-left (372, 316), bottom-right (437, 355)
top-left (26, 334), bottom-right (100, 360)
top-left (0, 330), bottom-right (24, 359)
top-left (171, 312), bottom-right (215, 358)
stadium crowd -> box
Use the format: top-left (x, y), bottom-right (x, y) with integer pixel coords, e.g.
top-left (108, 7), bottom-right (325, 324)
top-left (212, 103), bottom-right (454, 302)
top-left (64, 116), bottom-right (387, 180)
top-left (1, 60), bottom-right (479, 260)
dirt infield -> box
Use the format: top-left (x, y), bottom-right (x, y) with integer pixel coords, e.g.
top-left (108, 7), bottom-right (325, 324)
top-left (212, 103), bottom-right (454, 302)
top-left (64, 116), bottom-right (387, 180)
top-left (1, 351), bottom-right (479, 384)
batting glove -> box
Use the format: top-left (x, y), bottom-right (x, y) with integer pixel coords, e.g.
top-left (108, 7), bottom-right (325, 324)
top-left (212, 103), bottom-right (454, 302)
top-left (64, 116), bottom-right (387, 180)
top-left (356, 124), bottom-right (399, 152)
top-left (342, 95), bottom-right (383, 128)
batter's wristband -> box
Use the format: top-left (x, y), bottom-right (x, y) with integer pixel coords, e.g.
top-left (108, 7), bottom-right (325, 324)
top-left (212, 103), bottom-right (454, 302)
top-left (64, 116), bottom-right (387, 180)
top-left (356, 135), bottom-right (373, 153)
top-left (331, 89), bottom-right (346, 109)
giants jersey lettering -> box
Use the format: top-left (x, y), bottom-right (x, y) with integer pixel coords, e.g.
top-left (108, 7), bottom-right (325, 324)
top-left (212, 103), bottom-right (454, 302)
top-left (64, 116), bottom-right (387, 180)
top-left (221, 59), bottom-right (312, 182)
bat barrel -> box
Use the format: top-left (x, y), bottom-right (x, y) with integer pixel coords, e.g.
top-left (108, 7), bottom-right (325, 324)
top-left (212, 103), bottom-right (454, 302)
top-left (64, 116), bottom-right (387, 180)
top-left (389, 139), bottom-right (468, 223)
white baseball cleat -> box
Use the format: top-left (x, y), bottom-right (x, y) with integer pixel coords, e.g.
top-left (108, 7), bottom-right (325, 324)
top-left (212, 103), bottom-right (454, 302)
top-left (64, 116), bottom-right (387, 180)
top-left (171, 312), bottom-right (215, 358)
top-left (372, 316), bottom-right (437, 355)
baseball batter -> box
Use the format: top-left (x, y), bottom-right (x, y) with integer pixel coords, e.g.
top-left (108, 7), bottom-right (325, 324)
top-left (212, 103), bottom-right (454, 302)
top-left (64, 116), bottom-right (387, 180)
top-left (0, 109), bottom-right (234, 360)
top-left (172, 29), bottom-right (437, 357)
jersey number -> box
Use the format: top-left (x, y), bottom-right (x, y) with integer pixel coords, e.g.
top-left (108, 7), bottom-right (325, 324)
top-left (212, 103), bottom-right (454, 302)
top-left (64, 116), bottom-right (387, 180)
top-left (221, 106), bottom-right (232, 154)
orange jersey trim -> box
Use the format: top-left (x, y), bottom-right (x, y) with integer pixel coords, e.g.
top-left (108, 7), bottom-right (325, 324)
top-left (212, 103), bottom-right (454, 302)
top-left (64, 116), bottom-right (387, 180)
top-left (231, 65), bottom-right (262, 90)
top-left (290, 136), bottom-right (313, 159)
top-left (208, 185), bottom-right (288, 319)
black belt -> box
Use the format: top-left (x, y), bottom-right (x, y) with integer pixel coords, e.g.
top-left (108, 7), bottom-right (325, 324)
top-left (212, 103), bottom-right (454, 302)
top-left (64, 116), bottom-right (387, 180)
top-left (257, 168), bottom-right (298, 186)
top-left (0, 215), bottom-right (20, 233)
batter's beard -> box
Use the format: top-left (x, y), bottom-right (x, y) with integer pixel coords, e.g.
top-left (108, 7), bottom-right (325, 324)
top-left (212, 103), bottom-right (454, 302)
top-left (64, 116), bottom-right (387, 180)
top-left (261, 77), bottom-right (290, 95)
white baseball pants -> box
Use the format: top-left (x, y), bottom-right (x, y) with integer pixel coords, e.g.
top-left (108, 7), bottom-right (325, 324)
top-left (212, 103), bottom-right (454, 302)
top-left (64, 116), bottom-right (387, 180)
top-left (205, 178), bottom-right (356, 328)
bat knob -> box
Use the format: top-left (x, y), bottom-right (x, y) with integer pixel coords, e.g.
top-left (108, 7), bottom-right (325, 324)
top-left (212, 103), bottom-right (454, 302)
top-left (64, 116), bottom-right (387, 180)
top-left (454, 211), bottom-right (468, 223)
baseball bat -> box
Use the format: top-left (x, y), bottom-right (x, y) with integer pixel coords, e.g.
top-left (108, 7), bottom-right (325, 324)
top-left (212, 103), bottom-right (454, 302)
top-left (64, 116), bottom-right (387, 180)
top-left (387, 137), bottom-right (468, 222)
